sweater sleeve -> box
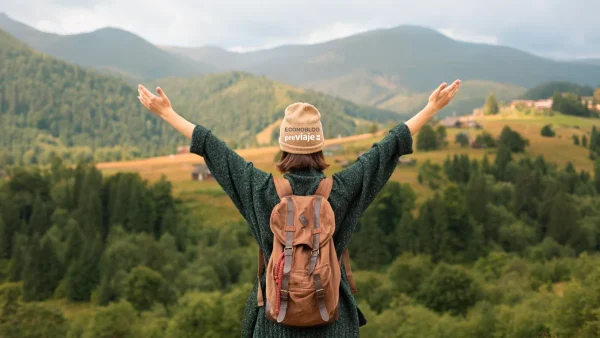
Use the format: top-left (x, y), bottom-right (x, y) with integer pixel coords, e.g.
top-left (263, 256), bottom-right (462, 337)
top-left (332, 123), bottom-right (413, 214)
top-left (189, 125), bottom-right (271, 223)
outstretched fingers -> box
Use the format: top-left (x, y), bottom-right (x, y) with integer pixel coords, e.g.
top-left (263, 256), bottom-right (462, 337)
top-left (157, 87), bottom-right (168, 100)
top-left (138, 85), bottom-right (156, 102)
top-left (433, 82), bottom-right (448, 97)
top-left (138, 95), bottom-right (149, 108)
top-left (450, 81), bottom-right (461, 97)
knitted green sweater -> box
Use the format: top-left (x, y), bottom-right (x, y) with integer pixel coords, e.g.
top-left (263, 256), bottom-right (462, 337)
top-left (190, 123), bottom-right (413, 338)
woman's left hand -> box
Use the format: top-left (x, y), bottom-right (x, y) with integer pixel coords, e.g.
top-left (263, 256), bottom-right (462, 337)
top-left (138, 85), bottom-right (173, 119)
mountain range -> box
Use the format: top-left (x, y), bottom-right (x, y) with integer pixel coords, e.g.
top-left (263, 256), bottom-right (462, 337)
top-left (2, 13), bottom-right (600, 117)
top-left (0, 13), bottom-right (214, 81)
top-left (0, 27), bottom-right (400, 167)
top-left (164, 26), bottom-right (600, 114)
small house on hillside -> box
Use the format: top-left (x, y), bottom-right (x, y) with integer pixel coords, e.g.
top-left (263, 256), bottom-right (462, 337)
top-left (534, 99), bottom-right (553, 110)
top-left (440, 117), bottom-right (463, 128)
top-left (191, 164), bottom-right (213, 181)
top-left (466, 120), bottom-right (482, 129)
top-left (178, 146), bottom-right (190, 154)
top-left (509, 99), bottom-right (553, 111)
top-left (397, 157), bottom-right (417, 166)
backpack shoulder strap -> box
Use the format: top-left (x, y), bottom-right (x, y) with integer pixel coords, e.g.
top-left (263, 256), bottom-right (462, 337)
top-left (314, 177), bottom-right (333, 199)
top-left (274, 178), bottom-right (293, 199)
top-left (342, 249), bottom-right (358, 294)
top-left (256, 249), bottom-right (266, 307)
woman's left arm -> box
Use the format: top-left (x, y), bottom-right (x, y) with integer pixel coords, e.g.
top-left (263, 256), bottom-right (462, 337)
top-left (137, 85), bottom-right (271, 223)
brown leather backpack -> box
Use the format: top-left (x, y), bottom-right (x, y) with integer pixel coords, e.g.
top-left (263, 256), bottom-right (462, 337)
top-left (256, 177), bottom-right (357, 327)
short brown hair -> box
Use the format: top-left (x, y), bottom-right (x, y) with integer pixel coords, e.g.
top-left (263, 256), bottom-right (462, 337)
top-left (276, 151), bottom-right (330, 174)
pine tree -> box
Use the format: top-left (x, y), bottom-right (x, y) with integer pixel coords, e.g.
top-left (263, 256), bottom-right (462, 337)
top-left (594, 160), bottom-right (600, 194)
top-left (126, 180), bottom-right (155, 233)
top-left (466, 171), bottom-right (490, 241)
top-left (7, 234), bottom-right (27, 282)
top-left (546, 192), bottom-right (579, 245)
top-left (110, 174), bottom-right (132, 226)
top-left (0, 198), bottom-right (20, 259)
top-left (396, 213), bottom-right (418, 254)
top-left (28, 195), bottom-right (50, 236)
top-left (63, 220), bottom-right (84, 267)
top-left (573, 135), bottom-right (580, 146)
top-left (483, 93), bottom-right (499, 115)
top-left (583, 134), bottom-right (588, 148)
top-left (418, 195), bottom-right (449, 262)
top-left (22, 236), bottom-right (63, 301)
top-left (443, 185), bottom-right (473, 256)
top-left (481, 155), bottom-right (493, 176)
top-left (512, 167), bottom-right (541, 220)
top-left (349, 218), bottom-right (391, 269)
top-left (79, 191), bottom-right (104, 236)
top-left (0, 217), bottom-right (5, 261)
top-left (150, 177), bottom-right (176, 238)
top-left (72, 162), bottom-right (87, 209)
top-left (494, 146), bottom-right (513, 181)
top-left (65, 235), bottom-right (103, 301)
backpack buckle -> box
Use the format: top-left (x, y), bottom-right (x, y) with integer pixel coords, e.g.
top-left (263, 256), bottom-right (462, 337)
top-left (284, 247), bottom-right (293, 256)
top-left (280, 290), bottom-right (289, 300)
top-left (311, 249), bottom-right (319, 256)
top-left (315, 288), bottom-right (325, 299)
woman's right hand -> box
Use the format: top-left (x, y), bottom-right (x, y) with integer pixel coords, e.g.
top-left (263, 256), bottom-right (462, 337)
top-left (138, 85), bottom-right (173, 119)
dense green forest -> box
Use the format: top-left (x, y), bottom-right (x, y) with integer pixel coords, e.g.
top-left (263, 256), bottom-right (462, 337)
top-left (2, 126), bottom-right (600, 337)
top-left (0, 29), bottom-right (182, 167)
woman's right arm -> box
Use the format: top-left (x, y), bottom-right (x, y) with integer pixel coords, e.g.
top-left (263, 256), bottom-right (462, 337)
top-left (333, 80), bottom-right (461, 214)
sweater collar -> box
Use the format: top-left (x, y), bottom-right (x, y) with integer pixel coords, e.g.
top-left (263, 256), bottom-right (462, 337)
top-left (284, 167), bottom-right (325, 179)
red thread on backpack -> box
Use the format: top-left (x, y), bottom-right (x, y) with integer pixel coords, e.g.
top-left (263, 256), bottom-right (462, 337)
top-left (273, 251), bottom-right (285, 314)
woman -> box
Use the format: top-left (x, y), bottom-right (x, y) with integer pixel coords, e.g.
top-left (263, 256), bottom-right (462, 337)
top-left (137, 79), bottom-right (461, 337)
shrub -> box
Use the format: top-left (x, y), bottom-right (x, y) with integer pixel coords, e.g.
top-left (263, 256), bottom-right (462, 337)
top-left (541, 125), bottom-right (556, 137)
top-left (416, 263), bottom-right (481, 315)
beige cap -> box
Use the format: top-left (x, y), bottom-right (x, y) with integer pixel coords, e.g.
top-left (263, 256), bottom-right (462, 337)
top-left (278, 103), bottom-right (325, 154)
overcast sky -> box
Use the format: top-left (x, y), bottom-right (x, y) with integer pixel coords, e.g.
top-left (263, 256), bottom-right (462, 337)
top-left (1, 0), bottom-right (598, 59)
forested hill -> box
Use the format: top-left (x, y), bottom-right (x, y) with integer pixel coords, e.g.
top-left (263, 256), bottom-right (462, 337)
top-left (0, 29), bottom-right (402, 167)
top-left (0, 13), bottom-right (213, 80)
top-left (521, 81), bottom-right (596, 100)
top-left (0, 29), bottom-right (181, 166)
top-left (151, 72), bottom-right (403, 148)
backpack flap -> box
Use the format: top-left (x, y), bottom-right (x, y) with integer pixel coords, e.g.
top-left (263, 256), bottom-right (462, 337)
top-left (269, 196), bottom-right (335, 251)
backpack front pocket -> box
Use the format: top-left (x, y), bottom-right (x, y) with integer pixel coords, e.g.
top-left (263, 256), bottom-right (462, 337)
top-left (285, 263), bottom-right (338, 326)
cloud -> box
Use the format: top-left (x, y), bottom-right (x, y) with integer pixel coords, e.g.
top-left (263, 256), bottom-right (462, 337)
top-left (1, 0), bottom-right (600, 58)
